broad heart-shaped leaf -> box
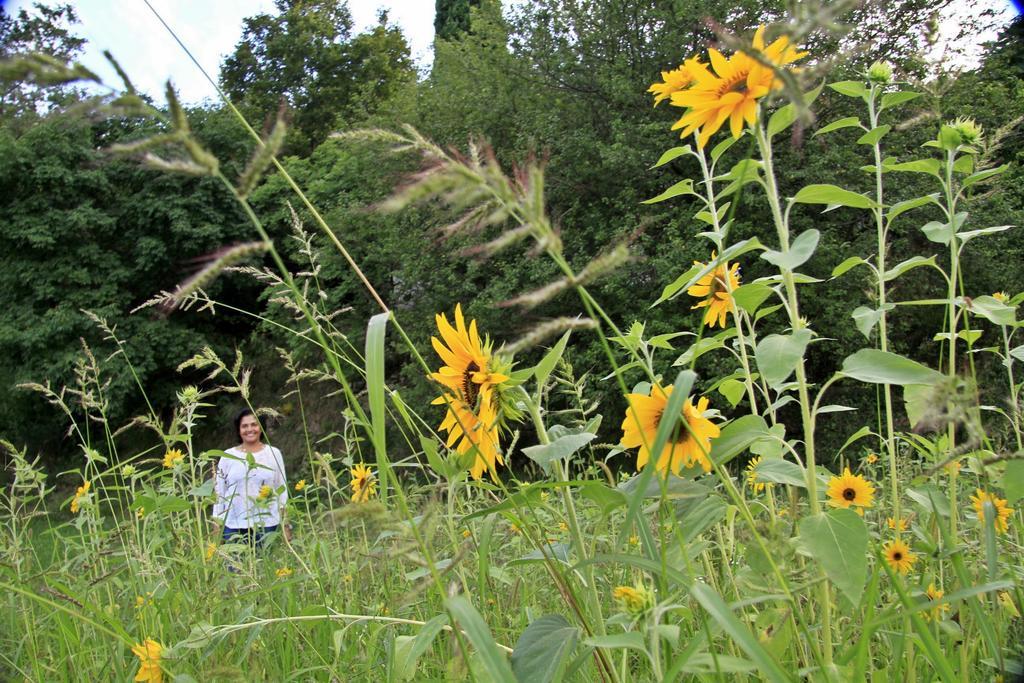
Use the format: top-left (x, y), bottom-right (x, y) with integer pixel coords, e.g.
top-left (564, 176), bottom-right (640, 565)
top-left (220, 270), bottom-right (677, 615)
top-left (761, 229), bottom-right (819, 270)
top-left (851, 304), bottom-right (894, 339)
top-left (752, 458), bottom-right (806, 488)
top-left (731, 282), bottom-right (774, 314)
top-left (755, 329), bottom-right (812, 388)
top-left (522, 432), bottom-right (596, 471)
top-left (642, 178), bottom-right (695, 204)
top-left (798, 508), bottom-right (868, 607)
top-left (791, 184), bottom-right (876, 209)
top-left (1003, 459), bottom-right (1024, 505)
top-left (511, 615), bottom-right (579, 683)
top-left (840, 349), bottom-right (944, 386)
top-left (708, 414), bottom-right (772, 466)
top-left (857, 125), bottom-right (891, 145)
top-left (967, 295), bottom-right (1017, 326)
top-left (921, 220), bottom-right (954, 245)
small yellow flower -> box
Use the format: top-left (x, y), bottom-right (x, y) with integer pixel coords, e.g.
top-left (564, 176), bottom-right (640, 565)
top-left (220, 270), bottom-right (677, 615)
top-left (70, 480), bottom-right (90, 514)
top-left (257, 484), bottom-right (272, 500)
top-left (350, 464), bottom-right (377, 503)
top-left (275, 567), bottom-right (293, 578)
top-left (924, 583), bottom-right (949, 621)
top-left (993, 291), bottom-right (1010, 303)
top-left (628, 534), bottom-right (640, 547)
top-left (510, 522), bottom-right (522, 535)
top-left (612, 584), bottom-right (654, 616)
top-left (131, 638), bottom-right (164, 683)
top-left (462, 529), bottom-right (472, 539)
top-left (294, 479), bottom-right (306, 492)
top-left (343, 574), bottom-right (353, 583)
top-left (134, 592), bottom-right (153, 609)
top-left (883, 539), bottom-right (917, 575)
top-left (971, 489), bottom-right (1014, 534)
top-left (826, 468), bottom-right (875, 512)
top-left (162, 448), bottom-right (184, 468)
top-left (865, 453), bottom-right (878, 464)
top-left (887, 517), bottom-right (909, 532)
top-left (204, 542), bottom-right (217, 562)
top-left (998, 591), bottom-right (1020, 618)
top-left (558, 521), bottom-right (569, 533)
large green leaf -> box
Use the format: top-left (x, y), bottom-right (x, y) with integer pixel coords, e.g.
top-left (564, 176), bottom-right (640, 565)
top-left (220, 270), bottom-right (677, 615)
top-left (791, 184), bottom-right (876, 209)
top-left (798, 509), bottom-right (868, 607)
top-left (511, 615), bottom-right (579, 683)
top-left (815, 116), bottom-right (862, 136)
top-left (1003, 460), bottom-right (1024, 505)
top-left (522, 432), bottom-right (596, 471)
top-left (755, 329), bottom-right (812, 388)
top-left (752, 458), bottom-right (806, 488)
top-left (651, 146), bottom-right (692, 168)
top-left (446, 597), bottom-right (516, 683)
top-left (761, 229), bottom-right (819, 270)
top-left (708, 414), bottom-right (772, 466)
top-left (840, 349), bottom-right (944, 386)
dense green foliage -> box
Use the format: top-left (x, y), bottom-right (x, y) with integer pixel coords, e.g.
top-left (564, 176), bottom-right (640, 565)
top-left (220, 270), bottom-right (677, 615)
top-left (1, 1), bottom-right (1021, 471)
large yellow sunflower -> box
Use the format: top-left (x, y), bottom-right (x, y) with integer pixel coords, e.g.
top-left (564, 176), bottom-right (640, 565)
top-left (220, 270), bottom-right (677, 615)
top-left (131, 638), bottom-right (164, 683)
top-left (430, 304), bottom-right (512, 481)
top-left (826, 467), bottom-right (875, 512)
top-left (432, 391), bottom-right (503, 480)
top-left (430, 304), bottom-right (509, 404)
top-left (971, 488), bottom-right (1014, 534)
top-left (620, 386), bottom-right (720, 476)
top-left (648, 61), bottom-right (703, 107)
top-left (687, 255), bottom-right (741, 328)
top-left (669, 26), bottom-right (807, 148)
top-left (883, 538), bottom-right (917, 575)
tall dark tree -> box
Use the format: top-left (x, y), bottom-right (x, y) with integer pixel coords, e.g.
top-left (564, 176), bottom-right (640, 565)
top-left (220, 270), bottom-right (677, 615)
top-left (220, 0), bottom-right (413, 154)
top-left (434, 0), bottom-right (482, 41)
top-left (0, 2), bottom-right (85, 122)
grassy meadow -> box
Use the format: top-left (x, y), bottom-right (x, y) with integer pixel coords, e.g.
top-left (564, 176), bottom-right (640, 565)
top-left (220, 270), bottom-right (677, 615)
top-left (2, 14), bottom-right (1024, 683)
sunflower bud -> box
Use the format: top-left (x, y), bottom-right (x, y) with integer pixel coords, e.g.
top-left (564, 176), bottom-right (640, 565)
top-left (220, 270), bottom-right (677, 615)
top-left (866, 61), bottom-right (893, 85)
top-left (178, 385), bottom-right (200, 405)
top-left (949, 116), bottom-right (983, 146)
top-left (612, 583), bottom-right (654, 617)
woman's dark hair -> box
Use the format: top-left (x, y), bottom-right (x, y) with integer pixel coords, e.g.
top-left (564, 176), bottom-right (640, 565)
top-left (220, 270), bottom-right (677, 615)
top-left (233, 408), bottom-right (260, 440)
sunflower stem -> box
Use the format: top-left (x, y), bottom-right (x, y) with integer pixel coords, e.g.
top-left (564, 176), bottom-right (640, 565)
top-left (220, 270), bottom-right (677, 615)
top-left (754, 119), bottom-right (834, 673)
top-left (694, 141), bottom-right (761, 414)
top-left (867, 83), bottom-right (903, 539)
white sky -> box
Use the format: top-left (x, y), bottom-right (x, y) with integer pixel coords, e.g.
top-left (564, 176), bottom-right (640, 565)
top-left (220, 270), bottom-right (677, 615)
top-left (5, 0), bottom-right (438, 104)
top-left (5, 1), bottom-right (1019, 105)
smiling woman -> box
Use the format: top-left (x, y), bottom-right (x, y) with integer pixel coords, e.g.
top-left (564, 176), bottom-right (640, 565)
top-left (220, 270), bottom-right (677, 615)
top-left (211, 407), bottom-right (290, 548)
